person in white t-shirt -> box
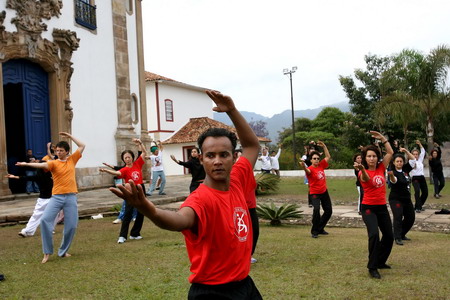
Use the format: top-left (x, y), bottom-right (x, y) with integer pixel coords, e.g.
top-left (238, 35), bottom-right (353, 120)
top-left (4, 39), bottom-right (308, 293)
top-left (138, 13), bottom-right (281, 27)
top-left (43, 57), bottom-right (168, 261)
top-left (408, 140), bottom-right (428, 213)
top-left (270, 146), bottom-right (282, 176)
top-left (258, 147), bottom-right (271, 173)
top-left (147, 141), bottom-right (166, 196)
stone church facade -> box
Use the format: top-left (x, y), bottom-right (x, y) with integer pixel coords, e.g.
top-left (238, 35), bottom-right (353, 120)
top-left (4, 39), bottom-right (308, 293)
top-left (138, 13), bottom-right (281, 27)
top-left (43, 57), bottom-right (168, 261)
top-left (0, 0), bottom-right (149, 196)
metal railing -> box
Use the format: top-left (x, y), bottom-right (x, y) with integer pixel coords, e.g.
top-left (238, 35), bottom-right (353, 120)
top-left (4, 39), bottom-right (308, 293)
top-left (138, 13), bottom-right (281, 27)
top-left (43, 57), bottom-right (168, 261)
top-left (75, 0), bottom-right (97, 30)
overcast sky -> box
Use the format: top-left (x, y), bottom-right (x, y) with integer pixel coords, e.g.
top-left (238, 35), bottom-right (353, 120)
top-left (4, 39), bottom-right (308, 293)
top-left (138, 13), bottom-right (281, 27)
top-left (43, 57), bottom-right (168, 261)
top-left (141, 0), bottom-right (450, 118)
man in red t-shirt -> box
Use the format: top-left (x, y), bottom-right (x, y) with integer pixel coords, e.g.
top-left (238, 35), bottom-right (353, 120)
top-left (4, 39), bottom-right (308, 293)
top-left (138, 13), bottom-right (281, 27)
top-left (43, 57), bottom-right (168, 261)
top-left (110, 91), bottom-right (262, 299)
top-left (299, 141), bottom-right (333, 238)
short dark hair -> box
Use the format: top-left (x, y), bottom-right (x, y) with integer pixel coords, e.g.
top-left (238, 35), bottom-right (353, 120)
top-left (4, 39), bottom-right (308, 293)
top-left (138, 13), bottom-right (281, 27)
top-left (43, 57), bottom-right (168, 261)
top-left (361, 145), bottom-right (381, 169)
top-left (198, 128), bottom-right (237, 153)
top-left (55, 141), bottom-right (70, 152)
top-left (121, 150), bottom-right (135, 163)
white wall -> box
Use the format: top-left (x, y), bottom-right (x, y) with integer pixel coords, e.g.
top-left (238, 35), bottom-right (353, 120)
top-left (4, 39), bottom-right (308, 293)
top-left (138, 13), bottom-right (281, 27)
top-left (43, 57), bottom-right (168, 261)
top-left (161, 143), bottom-right (196, 176)
top-left (146, 82), bottom-right (213, 141)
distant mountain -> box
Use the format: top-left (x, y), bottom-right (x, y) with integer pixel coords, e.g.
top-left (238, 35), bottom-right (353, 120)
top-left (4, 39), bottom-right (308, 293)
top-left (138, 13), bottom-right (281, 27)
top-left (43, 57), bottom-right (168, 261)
top-left (214, 101), bottom-right (350, 142)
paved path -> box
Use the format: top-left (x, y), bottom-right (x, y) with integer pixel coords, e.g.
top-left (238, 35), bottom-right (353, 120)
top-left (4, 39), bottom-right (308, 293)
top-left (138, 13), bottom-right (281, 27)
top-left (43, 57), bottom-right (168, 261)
top-left (1, 176), bottom-right (449, 233)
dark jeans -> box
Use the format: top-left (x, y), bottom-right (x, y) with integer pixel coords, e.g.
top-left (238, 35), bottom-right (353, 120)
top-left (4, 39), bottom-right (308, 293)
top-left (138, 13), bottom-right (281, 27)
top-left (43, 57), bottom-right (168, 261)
top-left (412, 176), bottom-right (428, 210)
top-left (388, 199), bottom-right (415, 239)
top-left (432, 172), bottom-right (445, 196)
top-left (310, 190), bottom-right (332, 235)
top-left (188, 276), bottom-right (262, 300)
top-left (249, 208), bottom-right (259, 255)
top-left (119, 184), bottom-right (145, 238)
top-left (361, 204), bottom-right (394, 269)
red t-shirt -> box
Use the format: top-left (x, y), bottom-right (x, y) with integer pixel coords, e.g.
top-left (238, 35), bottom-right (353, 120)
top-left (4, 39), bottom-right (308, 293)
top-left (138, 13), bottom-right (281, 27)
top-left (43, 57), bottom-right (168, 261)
top-left (359, 163), bottom-right (387, 205)
top-left (306, 160), bottom-right (328, 194)
top-left (181, 157), bottom-right (255, 285)
top-left (118, 156), bottom-right (144, 184)
top-left (245, 178), bottom-right (257, 209)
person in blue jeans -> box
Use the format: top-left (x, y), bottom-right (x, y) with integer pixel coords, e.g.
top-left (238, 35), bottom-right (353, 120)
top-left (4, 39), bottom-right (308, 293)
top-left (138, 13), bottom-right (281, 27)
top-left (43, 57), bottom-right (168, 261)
top-left (146, 141), bottom-right (166, 196)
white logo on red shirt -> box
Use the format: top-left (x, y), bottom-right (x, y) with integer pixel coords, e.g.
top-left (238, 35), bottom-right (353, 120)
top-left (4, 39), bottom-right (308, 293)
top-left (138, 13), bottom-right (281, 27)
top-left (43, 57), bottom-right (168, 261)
top-left (234, 207), bottom-right (249, 242)
top-left (372, 175), bottom-right (384, 188)
top-left (316, 171), bottom-right (325, 180)
top-left (131, 171), bottom-right (140, 182)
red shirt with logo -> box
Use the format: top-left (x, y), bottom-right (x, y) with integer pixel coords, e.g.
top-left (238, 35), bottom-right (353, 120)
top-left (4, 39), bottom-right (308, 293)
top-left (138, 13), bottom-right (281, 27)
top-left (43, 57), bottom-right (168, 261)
top-left (118, 155), bottom-right (144, 185)
top-left (306, 160), bottom-right (329, 194)
top-left (359, 163), bottom-right (387, 205)
top-left (181, 157), bottom-right (255, 285)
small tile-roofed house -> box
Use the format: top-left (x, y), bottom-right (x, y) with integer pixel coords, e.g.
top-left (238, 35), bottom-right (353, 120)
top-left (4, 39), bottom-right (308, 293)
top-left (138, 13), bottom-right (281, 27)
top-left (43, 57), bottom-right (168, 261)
top-left (162, 117), bottom-right (271, 177)
top-left (145, 72), bottom-right (214, 142)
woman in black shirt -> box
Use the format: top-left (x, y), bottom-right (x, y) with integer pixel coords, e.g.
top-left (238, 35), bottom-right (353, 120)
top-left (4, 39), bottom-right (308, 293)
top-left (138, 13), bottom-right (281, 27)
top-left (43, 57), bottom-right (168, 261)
top-left (429, 143), bottom-right (445, 198)
top-left (387, 149), bottom-right (416, 246)
top-left (171, 148), bottom-right (205, 193)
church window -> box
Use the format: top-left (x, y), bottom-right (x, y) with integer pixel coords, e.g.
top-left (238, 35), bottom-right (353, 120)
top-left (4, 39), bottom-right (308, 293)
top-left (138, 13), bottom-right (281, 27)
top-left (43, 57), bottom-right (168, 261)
top-left (75, 0), bottom-right (97, 30)
top-left (165, 99), bottom-right (174, 122)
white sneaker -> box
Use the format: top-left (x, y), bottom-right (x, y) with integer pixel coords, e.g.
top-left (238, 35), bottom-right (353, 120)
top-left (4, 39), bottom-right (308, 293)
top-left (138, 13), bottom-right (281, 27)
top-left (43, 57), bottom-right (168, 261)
top-left (18, 230), bottom-right (31, 238)
top-left (132, 218), bottom-right (136, 222)
top-left (251, 257), bottom-right (257, 264)
top-left (117, 237), bottom-right (126, 244)
top-left (129, 236), bottom-right (143, 240)
top-left (112, 219), bottom-right (122, 224)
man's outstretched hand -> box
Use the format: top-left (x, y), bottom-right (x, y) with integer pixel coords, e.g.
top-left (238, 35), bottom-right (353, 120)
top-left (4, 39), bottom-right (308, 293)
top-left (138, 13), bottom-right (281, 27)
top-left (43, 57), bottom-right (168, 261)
top-left (206, 90), bottom-right (236, 113)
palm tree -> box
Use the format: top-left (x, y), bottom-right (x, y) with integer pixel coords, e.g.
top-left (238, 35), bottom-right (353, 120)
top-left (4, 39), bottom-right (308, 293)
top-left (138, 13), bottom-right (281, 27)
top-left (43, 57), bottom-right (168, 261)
top-left (380, 45), bottom-right (450, 151)
top-left (374, 91), bottom-right (418, 146)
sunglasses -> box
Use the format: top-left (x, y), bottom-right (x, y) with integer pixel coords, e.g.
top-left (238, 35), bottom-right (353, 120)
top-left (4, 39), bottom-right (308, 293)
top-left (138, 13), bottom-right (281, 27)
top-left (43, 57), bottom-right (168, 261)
top-left (311, 157), bottom-right (320, 160)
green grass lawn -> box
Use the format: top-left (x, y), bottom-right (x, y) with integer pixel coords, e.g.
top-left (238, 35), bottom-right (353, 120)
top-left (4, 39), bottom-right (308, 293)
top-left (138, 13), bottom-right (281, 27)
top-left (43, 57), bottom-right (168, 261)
top-left (259, 177), bottom-right (450, 207)
top-left (1, 217), bottom-right (449, 299)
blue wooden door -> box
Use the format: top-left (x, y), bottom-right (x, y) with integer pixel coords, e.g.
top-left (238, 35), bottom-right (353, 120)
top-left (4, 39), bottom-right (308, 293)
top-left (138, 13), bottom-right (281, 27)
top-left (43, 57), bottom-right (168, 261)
top-left (3, 59), bottom-right (50, 159)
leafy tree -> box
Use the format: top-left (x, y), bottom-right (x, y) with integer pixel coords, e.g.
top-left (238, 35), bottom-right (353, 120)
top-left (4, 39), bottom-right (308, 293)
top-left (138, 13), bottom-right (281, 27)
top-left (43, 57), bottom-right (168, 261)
top-left (374, 91), bottom-right (419, 146)
top-left (311, 107), bottom-right (346, 136)
top-left (249, 120), bottom-right (269, 138)
top-left (380, 45), bottom-right (450, 150)
top-left (339, 54), bottom-right (392, 131)
top-left (277, 118), bottom-right (312, 144)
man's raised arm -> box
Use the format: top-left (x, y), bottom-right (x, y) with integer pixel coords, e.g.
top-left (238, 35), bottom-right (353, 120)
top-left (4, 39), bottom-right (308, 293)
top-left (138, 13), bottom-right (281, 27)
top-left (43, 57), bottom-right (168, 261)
top-left (206, 90), bottom-right (260, 166)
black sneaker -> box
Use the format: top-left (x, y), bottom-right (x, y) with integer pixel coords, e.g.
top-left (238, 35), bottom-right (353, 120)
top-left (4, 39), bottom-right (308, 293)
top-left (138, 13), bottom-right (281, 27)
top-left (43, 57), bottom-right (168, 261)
top-left (402, 236), bottom-right (411, 241)
top-left (311, 234), bottom-right (318, 238)
top-left (395, 239), bottom-right (404, 245)
top-left (378, 264), bottom-right (391, 269)
top-left (319, 230), bottom-right (329, 235)
top-left (369, 269), bottom-right (381, 279)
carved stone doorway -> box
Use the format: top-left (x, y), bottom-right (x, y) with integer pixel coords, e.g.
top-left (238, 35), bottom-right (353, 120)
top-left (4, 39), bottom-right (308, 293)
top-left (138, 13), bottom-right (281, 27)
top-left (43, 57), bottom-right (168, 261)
top-left (0, 1), bottom-right (79, 196)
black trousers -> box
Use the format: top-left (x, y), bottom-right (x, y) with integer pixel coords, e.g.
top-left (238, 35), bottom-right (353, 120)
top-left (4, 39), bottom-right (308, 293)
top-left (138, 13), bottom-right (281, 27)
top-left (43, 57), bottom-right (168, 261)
top-left (119, 184), bottom-right (145, 238)
top-left (249, 208), bottom-right (259, 255)
top-left (361, 204), bottom-right (394, 269)
top-left (388, 199), bottom-right (415, 239)
top-left (310, 190), bottom-right (333, 235)
top-left (412, 176), bottom-right (428, 210)
top-left (432, 172), bottom-right (445, 196)
top-left (188, 276), bottom-right (262, 300)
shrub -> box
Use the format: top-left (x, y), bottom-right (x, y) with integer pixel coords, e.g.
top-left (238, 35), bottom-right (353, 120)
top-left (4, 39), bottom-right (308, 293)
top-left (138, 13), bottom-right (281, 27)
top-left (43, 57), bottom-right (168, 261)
top-left (256, 202), bottom-right (303, 226)
top-left (255, 173), bottom-right (280, 195)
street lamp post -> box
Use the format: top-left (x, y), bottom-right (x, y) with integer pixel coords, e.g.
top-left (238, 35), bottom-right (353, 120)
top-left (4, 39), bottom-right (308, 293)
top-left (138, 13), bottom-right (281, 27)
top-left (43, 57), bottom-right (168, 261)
top-left (283, 66), bottom-right (297, 170)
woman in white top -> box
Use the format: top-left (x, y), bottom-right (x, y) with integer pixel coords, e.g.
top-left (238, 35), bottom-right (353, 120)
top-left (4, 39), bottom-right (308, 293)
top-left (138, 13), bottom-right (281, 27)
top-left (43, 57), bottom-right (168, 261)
top-left (408, 140), bottom-right (428, 213)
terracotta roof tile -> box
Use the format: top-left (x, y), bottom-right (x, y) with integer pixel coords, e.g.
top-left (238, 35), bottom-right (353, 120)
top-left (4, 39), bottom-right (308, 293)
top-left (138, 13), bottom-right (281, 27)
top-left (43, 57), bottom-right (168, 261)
top-left (162, 117), bottom-right (271, 144)
top-left (144, 71), bottom-right (178, 82)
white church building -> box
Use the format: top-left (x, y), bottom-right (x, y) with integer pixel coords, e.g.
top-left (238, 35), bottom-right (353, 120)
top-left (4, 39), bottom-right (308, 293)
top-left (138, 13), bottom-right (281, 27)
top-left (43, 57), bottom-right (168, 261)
top-left (0, 0), bottom-right (149, 196)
